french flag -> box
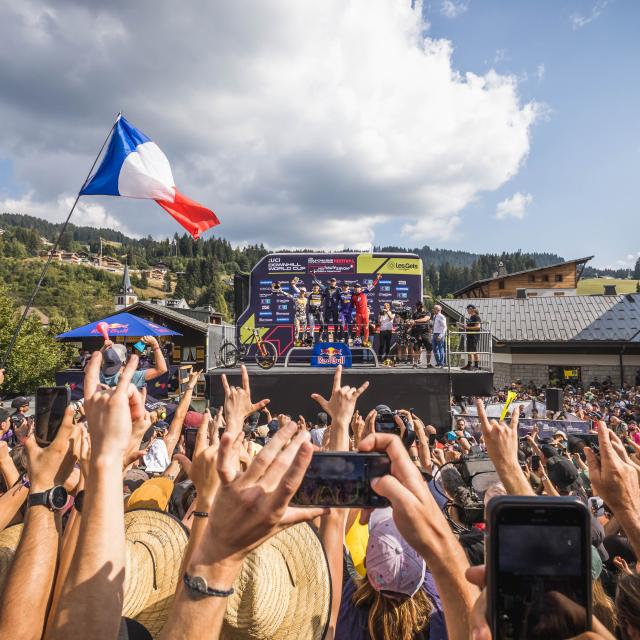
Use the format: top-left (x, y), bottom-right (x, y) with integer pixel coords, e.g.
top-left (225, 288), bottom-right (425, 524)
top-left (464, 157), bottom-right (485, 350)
top-left (81, 115), bottom-right (219, 238)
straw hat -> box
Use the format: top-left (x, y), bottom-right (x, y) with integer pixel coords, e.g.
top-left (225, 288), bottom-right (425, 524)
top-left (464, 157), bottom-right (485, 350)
top-left (0, 524), bottom-right (23, 594)
top-left (222, 523), bottom-right (330, 640)
top-left (123, 509), bottom-right (189, 638)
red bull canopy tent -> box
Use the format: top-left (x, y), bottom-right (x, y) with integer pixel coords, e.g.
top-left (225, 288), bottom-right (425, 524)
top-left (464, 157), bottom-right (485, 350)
top-left (56, 312), bottom-right (182, 339)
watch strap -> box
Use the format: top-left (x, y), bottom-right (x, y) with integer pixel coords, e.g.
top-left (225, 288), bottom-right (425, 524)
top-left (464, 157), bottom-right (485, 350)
top-left (183, 574), bottom-right (234, 598)
top-left (27, 490), bottom-right (51, 509)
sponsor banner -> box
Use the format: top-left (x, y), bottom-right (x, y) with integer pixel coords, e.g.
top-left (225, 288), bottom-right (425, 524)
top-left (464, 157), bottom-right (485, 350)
top-left (311, 342), bottom-right (353, 368)
top-left (455, 417), bottom-right (592, 439)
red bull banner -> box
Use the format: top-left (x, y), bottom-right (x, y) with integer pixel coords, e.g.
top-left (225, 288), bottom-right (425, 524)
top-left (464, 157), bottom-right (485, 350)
top-left (311, 342), bottom-right (352, 368)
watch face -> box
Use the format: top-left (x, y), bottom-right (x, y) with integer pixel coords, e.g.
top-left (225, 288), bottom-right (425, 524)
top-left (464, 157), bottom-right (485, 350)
top-left (50, 486), bottom-right (68, 510)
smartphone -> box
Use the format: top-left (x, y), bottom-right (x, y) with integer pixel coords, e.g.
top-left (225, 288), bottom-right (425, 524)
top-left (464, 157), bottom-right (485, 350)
top-left (291, 452), bottom-right (391, 508)
top-left (184, 428), bottom-right (198, 460)
top-left (531, 454), bottom-right (540, 472)
top-left (487, 496), bottom-right (592, 639)
top-left (35, 386), bottom-right (71, 447)
top-left (133, 340), bottom-right (147, 354)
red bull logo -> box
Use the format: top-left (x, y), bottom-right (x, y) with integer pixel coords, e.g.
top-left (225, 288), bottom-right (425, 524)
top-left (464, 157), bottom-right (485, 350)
top-left (90, 322), bottom-right (129, 334)
top-left (318, 346), bottom-right (345, 365)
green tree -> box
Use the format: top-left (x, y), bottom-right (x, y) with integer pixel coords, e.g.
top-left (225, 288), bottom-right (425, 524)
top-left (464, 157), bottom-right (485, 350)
top-left (139, 271), bottom-right (149, 289)
top-left (0, 286), bottom-right (75, 394)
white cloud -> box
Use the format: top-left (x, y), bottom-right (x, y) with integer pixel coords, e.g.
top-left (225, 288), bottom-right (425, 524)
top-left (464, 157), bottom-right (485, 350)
top-left (495, 192), bottom-right (533, 220)
top-left (0, 193), bottom-right (137, 237)
top-left (493, 48), bottom-right (507, 64)
top-left (0, 0), bottom-right (538, 248)
top-left (535, 63), bottom-right (545, 82)
top-left (440, 0), bottom-right (469, 18)
top-left (613, 251), bottom-right (640, 268)
top-left (570, 0), bottom-right (611, 30)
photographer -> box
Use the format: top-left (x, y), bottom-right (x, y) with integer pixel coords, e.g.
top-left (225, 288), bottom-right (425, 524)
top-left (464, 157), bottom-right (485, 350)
top-left (410, 301), bottom-right (433, 369)
top-left (377, 302), bottom-right (395, 363)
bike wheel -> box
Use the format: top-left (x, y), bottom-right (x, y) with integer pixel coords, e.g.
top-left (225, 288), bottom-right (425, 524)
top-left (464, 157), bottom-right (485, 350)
top-left (220, 342), bottom-right (239, 368)
top-left (255, 340), bottom-right (277, 369)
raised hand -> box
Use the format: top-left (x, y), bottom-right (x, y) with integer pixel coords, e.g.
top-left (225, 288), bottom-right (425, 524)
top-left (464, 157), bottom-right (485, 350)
top-left (83, 351), bottom-right (139, 462)
top-left (584, 426), bottom-right (640, 520)
top-left (188, 409), bottom-right (221, 507)
top-left (24, 405), bottom-right (80, 493)
top-left (191, 422), bottom-right (326, 569)
top-left (476, 399), bottom-right (532, 495)
top-left (311, 365), bottom-right (368, 427)
top-left (221, 365), bottom-right (270, 435)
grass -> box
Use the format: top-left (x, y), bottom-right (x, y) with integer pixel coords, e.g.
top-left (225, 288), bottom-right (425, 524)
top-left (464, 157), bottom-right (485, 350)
top-left (577, 277), bottom-right (639, 295)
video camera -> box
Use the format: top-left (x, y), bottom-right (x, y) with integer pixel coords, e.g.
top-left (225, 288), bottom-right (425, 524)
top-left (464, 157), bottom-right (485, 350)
top-left (374, 406), bottom-right (416, 448)
top-left (391, 300), bottom-right (412, 320)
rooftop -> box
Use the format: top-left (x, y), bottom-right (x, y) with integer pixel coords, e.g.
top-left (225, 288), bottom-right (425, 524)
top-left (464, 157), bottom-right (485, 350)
top-left (440, 294), bottom-right (640, 343)
top-left (452, 256), bottom-right (593, 297)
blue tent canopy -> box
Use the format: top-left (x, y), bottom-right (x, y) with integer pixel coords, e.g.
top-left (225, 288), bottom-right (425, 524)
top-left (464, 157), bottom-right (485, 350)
top-left (56, 312), bottom-right (182, 340)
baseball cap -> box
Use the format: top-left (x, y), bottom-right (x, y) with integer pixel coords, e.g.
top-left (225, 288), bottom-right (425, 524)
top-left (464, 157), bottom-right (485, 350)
top-left (445, 431), bottom-right (457, 442)
top-left (366, 508), bottom-right (425, 597)
top-left (375, 404), bottom-right (392, 414)
top-left (183, 411), bottom-right (202, 429)
top-left (126, 477), bottom-right (174, 512)
top-left (540, 444), bottom-right (558, 459)
top-left (552, 430), bottom-right (567, 440)
top-left (102, 345), bottom-right (127, 376)
top-left (466, 304), bottom-right (476, 310)
top-left (10, 397), bottom-right (29, 409)
top-left (547, 457), bottom-right (581, 491)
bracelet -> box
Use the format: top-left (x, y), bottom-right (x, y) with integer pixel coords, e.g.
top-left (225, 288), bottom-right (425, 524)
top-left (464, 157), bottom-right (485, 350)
top-left (192, 511), bottom-right (209, 518)
top-left (183, 574), bottom-right (235, 598)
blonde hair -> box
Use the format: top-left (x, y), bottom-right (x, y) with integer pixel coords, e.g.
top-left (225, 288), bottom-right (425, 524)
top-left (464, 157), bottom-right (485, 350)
top-left (352, 576), bottom-right (432, 640)
top-left (592, 578), bottom-right (617, 634)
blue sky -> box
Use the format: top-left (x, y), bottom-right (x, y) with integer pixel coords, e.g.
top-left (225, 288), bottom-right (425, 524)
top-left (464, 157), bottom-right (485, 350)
top-left (0, 1), bottom-right (636, 268)
top-left (411, 0), bottom-right (639, 267)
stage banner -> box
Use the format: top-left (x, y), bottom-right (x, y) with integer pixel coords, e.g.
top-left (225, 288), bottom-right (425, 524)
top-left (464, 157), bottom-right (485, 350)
top-left (455, 416), bottom-right (592, 439)
top-left (236, 252), bottom-right (423, 362)
top-left (311, 342), bottom-right (353, 368)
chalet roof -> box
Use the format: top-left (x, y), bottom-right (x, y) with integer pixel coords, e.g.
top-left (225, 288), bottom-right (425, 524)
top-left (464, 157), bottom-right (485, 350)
top-left (452, 256), bottom-right (593, 297)
top-left (440, 294), bottom-right (640, 344)
top-left (122, 301), bottom-right (209, 333)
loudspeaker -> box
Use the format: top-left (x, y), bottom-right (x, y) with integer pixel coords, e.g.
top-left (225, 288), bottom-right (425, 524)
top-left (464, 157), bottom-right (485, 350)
top-left (545, 388), bottom-right (564, 412)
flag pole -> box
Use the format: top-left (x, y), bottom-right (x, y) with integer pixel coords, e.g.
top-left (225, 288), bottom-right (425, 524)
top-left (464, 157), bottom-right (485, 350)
top-left (1, 112), bottom-right (122, 370)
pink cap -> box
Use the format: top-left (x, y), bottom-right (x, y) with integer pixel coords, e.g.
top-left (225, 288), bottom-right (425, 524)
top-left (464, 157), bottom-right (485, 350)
top-left (366, 508), bottom-right (426, 597)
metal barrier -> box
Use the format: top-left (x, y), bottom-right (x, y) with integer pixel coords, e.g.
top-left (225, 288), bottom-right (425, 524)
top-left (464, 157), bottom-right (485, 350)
top-left (446, 328), bottom-right (493, 372)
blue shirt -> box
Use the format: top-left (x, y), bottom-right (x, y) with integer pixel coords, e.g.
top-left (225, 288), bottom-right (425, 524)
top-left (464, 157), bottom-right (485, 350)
top-left (100, 369), bottom-right (147, 389)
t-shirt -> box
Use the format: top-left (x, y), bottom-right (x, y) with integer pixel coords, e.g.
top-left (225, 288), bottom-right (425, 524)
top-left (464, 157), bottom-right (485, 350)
top-left (335, 570), bottom-right (447, 640)
top-left (466, 314), bottom-right (481, 332)
top-left (310, 426), bottom-right (327, 447)
top-left (379, 312), bottom-right (394, 332)
top-left (100, 369), bottom-right (147, 390)
top-left (412, 311), bottom-right (430, 336)
top-left (142, 438), bottom-right (170, 473)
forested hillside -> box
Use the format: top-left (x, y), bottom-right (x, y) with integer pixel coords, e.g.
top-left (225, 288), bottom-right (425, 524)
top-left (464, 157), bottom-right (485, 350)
top-left (0, 212), bottom-right (620, 326)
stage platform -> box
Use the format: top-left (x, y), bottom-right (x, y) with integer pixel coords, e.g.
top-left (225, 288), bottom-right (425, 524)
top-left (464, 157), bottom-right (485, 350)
top-left (205, 365), bottom-right (493, 430)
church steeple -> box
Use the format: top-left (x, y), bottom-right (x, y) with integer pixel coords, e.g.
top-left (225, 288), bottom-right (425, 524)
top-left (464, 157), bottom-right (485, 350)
top-left (114, 263), bottom-right (138, 311)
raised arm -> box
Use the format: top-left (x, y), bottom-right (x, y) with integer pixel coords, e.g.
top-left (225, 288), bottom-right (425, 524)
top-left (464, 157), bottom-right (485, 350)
top-left (46, 353), bottom-right (139, 640)
top-left (359, 432), bottom-right (479, 640)
top-left (476, 400), bottom-right (534, 496)
top-left (165, 369), bottom-right (199, 455)
top-left (0, 407), bottom-right (79, 640)
top-left (141, 335), bottom-right (168, 381)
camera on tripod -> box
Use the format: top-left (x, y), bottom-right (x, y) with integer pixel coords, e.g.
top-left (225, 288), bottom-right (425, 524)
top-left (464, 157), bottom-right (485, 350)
top-left (391, 300), bottom-right (412, 320)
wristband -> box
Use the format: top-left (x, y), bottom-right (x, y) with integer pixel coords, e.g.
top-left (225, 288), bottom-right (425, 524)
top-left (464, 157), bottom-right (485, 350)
top-left (192, 511), bottom-right (209, 518)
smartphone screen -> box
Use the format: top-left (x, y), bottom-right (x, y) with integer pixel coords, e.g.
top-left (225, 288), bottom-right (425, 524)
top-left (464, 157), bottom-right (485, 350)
top-left (488, 497), bottom-right (591, 639)
top-left (531, 454), bottom-right (540, 472)
top-left (291, 452), bottom-right (391, 508)
top-left (35, 386), bottom-right (71, 447)
top-left (133, 340), bottom-right (147, 354)
top-left (184, 428), bottom-right (197, 460)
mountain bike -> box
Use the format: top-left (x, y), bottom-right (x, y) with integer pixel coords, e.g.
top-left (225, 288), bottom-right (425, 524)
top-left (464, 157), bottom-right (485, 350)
top-left (219, 328), bottom-right (278, 369)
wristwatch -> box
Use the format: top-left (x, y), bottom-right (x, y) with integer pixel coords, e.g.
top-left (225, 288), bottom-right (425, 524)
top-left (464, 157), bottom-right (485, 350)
top-left (27, 486), bottom-right (68, 511)
top-left (183, 573), bottom-right (234, 598)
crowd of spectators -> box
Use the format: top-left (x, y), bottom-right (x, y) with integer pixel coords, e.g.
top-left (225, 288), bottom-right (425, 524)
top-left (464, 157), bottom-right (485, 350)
top-left (0, 343), bottom-right (637, 640)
